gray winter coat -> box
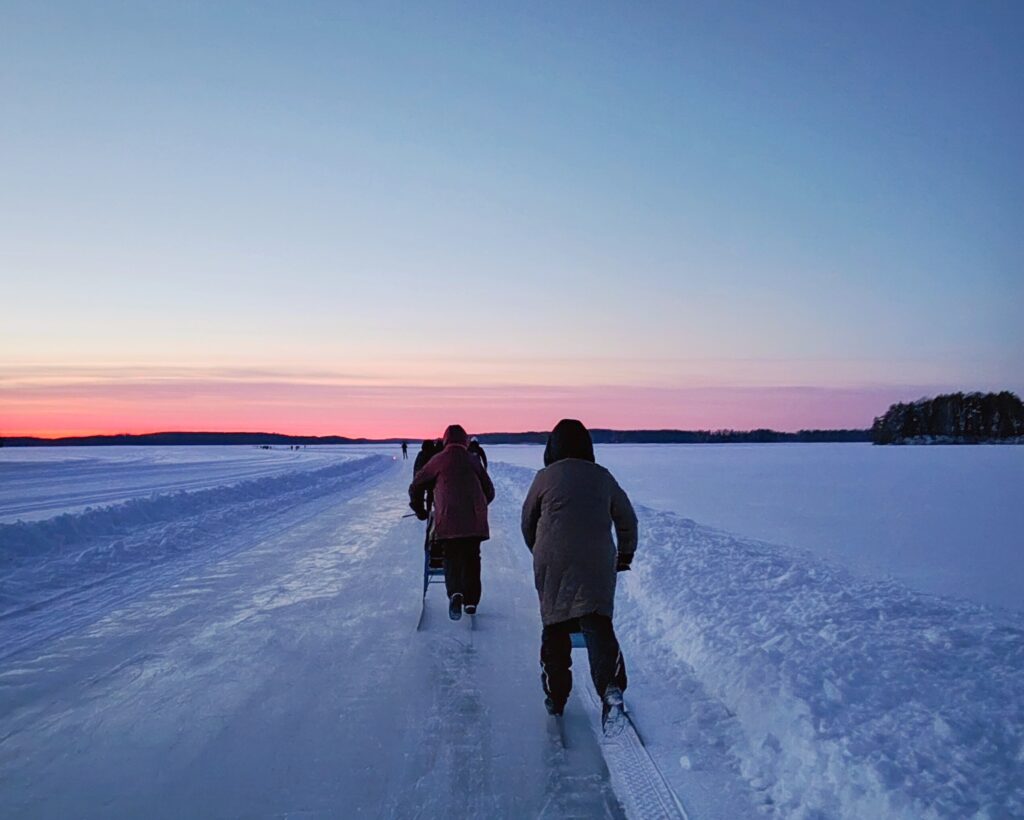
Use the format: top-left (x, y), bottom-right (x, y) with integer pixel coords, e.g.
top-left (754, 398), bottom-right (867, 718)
top-left (521, 459), bottom-right (638, 626)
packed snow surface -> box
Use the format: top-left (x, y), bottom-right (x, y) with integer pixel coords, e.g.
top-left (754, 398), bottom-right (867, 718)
top-left (0, 447), bottom-right (627, 819)
top-left (1, 444), bottom-right (1022, 818)
top-left (0, 444), bottom-right (379, 523)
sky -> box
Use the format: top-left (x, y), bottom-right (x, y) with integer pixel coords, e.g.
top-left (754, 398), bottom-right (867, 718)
top-left (2, 1), bottom-right (1022, 438)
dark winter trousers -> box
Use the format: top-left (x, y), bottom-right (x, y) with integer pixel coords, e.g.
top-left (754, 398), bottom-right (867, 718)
top-left (541, 613), bottom-right (627, 707)
top-left (440, 538), bottom-right (482, 606)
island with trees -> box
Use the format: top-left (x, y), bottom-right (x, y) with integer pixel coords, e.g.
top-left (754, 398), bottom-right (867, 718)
top-left (871, 391), bottom-right (1024, 444)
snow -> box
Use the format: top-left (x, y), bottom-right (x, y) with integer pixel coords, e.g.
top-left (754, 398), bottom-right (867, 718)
top-left (488, 443), bottom-right (1024, 612)
top-left (0, 448), bottom-right (391, 660)
top-left (0, 444), bottom-right (387, 523)
top-left (1, 444), bottom-right (1022, 818)
top-left (0, 449), bottom-right (625, 818)
top-left (615, 502), bottom-right (1024, 819)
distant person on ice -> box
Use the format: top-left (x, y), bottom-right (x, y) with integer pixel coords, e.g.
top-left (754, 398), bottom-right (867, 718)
top-left (401, 441), bottom-right (408, 460)
top-left (521, 419), bottom-right (638, 729)
top-left (409, 425), bottom-right (495, 620)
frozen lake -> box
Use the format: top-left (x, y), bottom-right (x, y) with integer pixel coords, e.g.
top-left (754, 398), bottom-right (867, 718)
top-left (490, 443), bottom-right (1024, 612)
top-left (1, 443), bottom-right (1021, 818)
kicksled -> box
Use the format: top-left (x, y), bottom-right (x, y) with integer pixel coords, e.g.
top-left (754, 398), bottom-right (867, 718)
top-left (421, 511), bottom-right (444, 598)
top-left (416, 511), bottom-right (473, 629)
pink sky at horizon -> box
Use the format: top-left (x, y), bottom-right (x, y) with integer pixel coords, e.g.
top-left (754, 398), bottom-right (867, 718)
top-left (0, 371), bottom-right (969, 439)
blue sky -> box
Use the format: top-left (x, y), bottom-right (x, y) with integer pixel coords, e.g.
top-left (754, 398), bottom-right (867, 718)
top-left (1, 1), bottom-right (1021, 434)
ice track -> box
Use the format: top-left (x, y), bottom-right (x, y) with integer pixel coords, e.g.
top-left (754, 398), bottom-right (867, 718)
top-left (4, 450), bottom-right (1018, 818)
top-left (0, 456), bottom-right (635, 818)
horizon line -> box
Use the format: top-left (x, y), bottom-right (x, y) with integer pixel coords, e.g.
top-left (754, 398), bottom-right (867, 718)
top-left (2, 425), bottom-right (874, 444)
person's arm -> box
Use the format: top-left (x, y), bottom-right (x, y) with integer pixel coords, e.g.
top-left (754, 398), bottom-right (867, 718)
top-left (409, 461), bottom-right (437, 520)
top-left (521, 473), bottom-right (543, 551)
top-left (610, 476), bottom-right (638, 570)
top-left (474, 457), bottom-right (495, 503)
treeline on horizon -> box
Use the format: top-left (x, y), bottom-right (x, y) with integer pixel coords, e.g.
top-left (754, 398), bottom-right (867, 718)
top-left (871, 391), bottom-right (1024, 444)
top-left (1, 428), bottom-right (872, 447)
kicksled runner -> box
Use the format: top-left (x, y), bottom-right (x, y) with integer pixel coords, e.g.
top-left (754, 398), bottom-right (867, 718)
top-left (552, 635), bottom-right (689, 819)
top-left (416, 511), bottom-right (445, 629)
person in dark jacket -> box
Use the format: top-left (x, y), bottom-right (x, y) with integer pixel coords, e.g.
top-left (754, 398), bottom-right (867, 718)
top-left (468, 438), bottom-right (488, 470)
top-left (410, 425), bottom-right (495, 620)
top-left (413, 439), bottom-right (437, 474)
top-left (521, 419), bottom-right (638, 726)
top-left (412, 439), bottom-right (442, 565)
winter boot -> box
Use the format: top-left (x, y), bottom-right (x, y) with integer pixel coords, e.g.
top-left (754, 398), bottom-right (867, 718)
top-left (601, 685), bottom-right (625, 734)
top-left (448, 593), bottom-right (463, 621)
top-left (464, 604), bottom-right (477, 615)
top-left (544, 696), bottom-right (565, 717)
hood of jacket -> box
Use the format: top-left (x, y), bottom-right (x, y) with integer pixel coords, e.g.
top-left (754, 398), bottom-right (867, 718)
top-left (543, 419), bottom-right (595, 466)
top-left (443, 424), bottom-right (469, 448)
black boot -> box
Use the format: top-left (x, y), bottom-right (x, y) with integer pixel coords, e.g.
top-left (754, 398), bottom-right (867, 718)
top-left (448, 593), bottom-right (463, 621)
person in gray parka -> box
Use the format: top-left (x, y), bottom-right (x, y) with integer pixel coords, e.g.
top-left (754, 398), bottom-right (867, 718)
top-left (521, 419), bottom-right (638, 725)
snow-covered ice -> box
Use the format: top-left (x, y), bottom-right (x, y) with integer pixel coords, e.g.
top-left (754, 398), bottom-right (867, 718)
top-left (490, 443), bottom-right (1024, 611)
top-left (1, 443), bottom-right (1022, 819)
top-left (0, 448), bottom-right (625, 818)
top-left (0, 444), bottom-right (384, 523)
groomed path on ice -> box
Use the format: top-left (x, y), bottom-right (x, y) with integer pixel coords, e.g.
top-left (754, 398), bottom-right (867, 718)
top-left (1, 452), bottom-right (734, 819)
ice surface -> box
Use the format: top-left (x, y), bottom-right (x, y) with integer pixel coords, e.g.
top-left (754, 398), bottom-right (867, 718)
top-left (0, 452), bottom-right (392, 660)
top-left (2, 444), bottom-right (1021, 819)
top-left (0, 444), bottom-right (389, 522)
top-left (0, 451), bottom-right (626, 819)
top-left (491, 453), bottom-right (1024, 818)
top-left (489, 443), bottom-right (1024, 611)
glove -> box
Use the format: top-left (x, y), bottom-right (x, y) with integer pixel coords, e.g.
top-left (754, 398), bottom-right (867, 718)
top-left (616, 554), bottom-right (633, 572)
top-left (410, 501), bottom-right (428, 521)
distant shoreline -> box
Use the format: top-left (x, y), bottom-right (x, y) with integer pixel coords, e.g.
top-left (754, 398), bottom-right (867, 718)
top-left (1, 429), bottom-right (872, 447)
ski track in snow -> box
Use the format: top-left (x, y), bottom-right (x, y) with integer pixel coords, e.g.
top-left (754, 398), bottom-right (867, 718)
top-left (1, 450), bottom-right (1021, 819)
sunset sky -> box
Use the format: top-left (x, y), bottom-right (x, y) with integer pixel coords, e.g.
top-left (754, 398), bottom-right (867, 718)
top-left (2, 2), bottom-right (1022, 438)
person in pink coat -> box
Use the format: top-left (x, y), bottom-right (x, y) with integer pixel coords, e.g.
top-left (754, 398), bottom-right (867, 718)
top-left (409, 424), bottom-right (495, 620)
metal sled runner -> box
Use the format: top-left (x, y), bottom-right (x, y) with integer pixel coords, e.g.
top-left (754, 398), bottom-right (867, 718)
top-left (422, 511), bottom-right (444, 597)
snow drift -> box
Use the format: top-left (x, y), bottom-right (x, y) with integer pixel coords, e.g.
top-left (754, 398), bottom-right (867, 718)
top-left (0, 455), bottom-right (390, 657)
top-left (619, 506), bottom-right (1024, 819)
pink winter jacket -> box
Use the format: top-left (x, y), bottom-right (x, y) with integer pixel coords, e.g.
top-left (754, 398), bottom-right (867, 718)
top-left (409, 429), bottom-right (495, 542)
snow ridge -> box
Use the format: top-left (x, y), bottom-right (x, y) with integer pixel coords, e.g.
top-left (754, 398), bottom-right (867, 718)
top-left (622, 508), bottom-right (1024, 819)
top-left (0, 455), bottom-right (390, 649)
top-left (491, 461), bottom-right (1023, 818)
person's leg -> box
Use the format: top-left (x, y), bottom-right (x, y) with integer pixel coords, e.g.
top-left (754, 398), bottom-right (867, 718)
top-left (442, 540), bottom-right (465, 599)
top-left (463, 540), bottom-right (482, 606)
top-left (540, 619), bottom-right (575, 712)
top-left (579, 614), bottom-right (627, 699)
